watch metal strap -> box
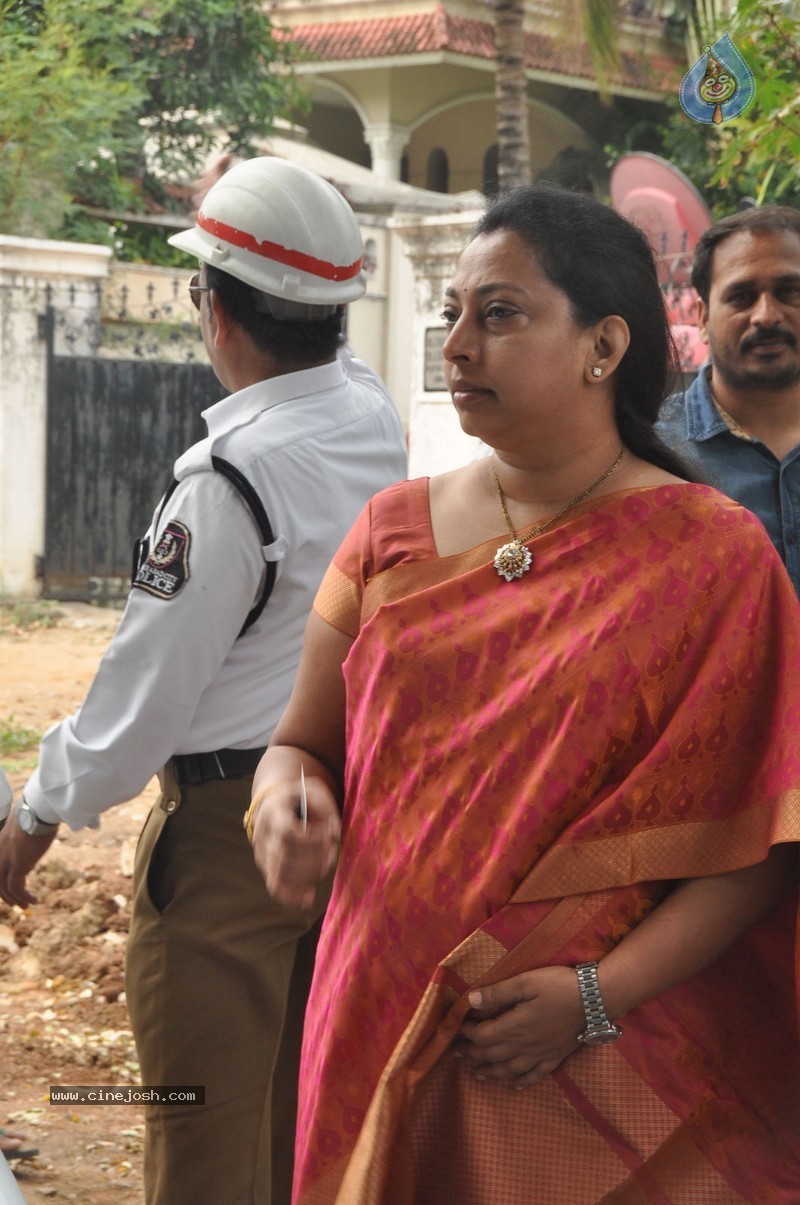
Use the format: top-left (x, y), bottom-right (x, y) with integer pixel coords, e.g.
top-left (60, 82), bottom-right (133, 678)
top-left (575, 960), bottom-right (622, 1042)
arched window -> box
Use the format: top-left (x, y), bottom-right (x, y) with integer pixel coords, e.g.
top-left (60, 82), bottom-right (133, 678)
top-left (426, 147), bottom-right (449, 193)
top-left (482, 145), bottom-right (499, 196)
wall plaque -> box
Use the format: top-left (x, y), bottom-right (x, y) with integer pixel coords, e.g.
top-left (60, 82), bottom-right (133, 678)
top-left (423, 327), bottom-right (447, 393)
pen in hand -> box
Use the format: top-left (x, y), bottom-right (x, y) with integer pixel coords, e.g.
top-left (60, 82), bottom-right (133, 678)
top-left (298, 763), bottom-right (308, 833)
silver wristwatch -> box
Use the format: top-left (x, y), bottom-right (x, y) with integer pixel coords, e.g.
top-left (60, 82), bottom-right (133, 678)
top-left (17, 795), bottom-right (59, 837)
top-left (575, 961), bottom-right (623, 1045)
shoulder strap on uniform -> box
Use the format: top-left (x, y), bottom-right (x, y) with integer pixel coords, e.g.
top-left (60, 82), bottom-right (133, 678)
top-left (132, 461), bottom-right (277, 638)
top-left (211, 456), bottom-right (277, 637)
top-left (131, 476), bottom-right (181, 585)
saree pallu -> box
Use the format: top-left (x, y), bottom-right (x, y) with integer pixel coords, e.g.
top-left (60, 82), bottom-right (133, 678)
top-left (296, 480), bottom-right (800, 1204)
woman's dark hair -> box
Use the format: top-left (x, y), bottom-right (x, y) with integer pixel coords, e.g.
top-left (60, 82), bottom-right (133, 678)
top-left (205, 265), bottom-right (344, 367)
top-left (474, 183), bottom-right (700, 481)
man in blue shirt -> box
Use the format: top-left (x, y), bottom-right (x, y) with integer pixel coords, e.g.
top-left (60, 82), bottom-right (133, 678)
top-left (659, 206), bottom-right (800, 594)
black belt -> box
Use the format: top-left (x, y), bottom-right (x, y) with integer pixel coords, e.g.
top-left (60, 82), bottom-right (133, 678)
top-left (171, 747), bottom-right (266, 786)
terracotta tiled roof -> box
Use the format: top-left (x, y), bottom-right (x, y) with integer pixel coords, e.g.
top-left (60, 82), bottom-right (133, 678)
top-left (284, 4), bottom-right (492, 60)
top-left (281, 3), bottom-right (681, 93)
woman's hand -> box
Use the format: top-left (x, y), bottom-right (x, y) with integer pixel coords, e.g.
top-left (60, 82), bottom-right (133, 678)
top-left (455, 849), bottom-right (796, 1092)
top-left (456, 966), bottom-right (585, 1089)
top-left (249, 775), bottom-right (341, 910)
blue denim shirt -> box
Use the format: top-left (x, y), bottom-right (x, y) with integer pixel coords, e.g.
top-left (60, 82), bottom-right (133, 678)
top-left (659, 364), bottom-right (800, 595)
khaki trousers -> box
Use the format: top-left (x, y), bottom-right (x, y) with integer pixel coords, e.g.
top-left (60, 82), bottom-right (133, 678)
top-left (126, 766), bottom-right (324, 1205)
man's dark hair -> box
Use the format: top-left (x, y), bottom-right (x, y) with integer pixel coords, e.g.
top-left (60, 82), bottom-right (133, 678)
top-left (691, 206), bottom-right (800, 303)
top-left (476, 183), bottom-right (699, 481)
top-left (205, 265), bottom-right (344, 367)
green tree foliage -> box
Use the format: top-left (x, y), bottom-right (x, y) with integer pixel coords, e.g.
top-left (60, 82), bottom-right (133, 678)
top-left (0, 0), bottom-right (304, 251)
top-left (711, 0), bottom-right (800, 206)
top-left (137, 0), bottom-right (305, 177)
top-left (658, 0), bottom-right (800, 214)
top-left (0, 0), bottom-right (150, 236)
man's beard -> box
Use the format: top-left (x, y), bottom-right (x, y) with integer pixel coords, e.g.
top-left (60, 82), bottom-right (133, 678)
top-left (711, 330), bottom-right (800, 392)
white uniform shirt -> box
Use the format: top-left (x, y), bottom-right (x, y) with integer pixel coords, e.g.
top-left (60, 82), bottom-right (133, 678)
top-left (25, 349), bottom-right (407, 829)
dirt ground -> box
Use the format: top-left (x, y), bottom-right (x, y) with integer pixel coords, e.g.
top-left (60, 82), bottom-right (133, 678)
top-left (0, 602), bottom-right (156, 1203)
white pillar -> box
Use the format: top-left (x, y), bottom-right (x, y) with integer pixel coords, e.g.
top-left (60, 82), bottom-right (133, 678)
top-left (0, 236), bottom-right (111, 596)
top-left (391, 210), bottom-right (485, 478)
top-left (362, 123), bottom-right (411, 181)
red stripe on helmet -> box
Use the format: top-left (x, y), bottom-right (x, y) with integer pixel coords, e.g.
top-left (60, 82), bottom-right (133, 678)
top-left (197, 213), bottom-right (363, 282)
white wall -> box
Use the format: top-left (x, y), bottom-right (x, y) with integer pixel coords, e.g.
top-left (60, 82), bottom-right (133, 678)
top-left (0, 237), bottom-right (111, 596)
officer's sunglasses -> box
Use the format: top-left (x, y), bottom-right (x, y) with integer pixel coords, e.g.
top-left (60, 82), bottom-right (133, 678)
top-left (188, 273), bottom-right (211, 310)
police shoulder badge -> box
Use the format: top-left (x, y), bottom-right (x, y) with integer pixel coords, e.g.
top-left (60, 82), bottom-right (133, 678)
top-left (133, 520), bottom-right (191, 600)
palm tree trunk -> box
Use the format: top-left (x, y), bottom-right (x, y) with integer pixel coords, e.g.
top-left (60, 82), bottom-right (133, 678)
top-left (492, 0), bottom-right (531, 192)
top-left (490, 0), bottom-right (706, 194)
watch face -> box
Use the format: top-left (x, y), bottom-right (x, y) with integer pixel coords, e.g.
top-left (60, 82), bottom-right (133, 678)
top-left (17, 801), bottom-right (36, 834)
top-left (582, 1025), bottom-right (623, 1045)
top-left (16, 799), bottom-right (58, 836)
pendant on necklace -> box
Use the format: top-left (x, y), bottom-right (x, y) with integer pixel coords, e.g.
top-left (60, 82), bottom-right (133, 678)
top-left (493, 538), bottom-right (533, 582)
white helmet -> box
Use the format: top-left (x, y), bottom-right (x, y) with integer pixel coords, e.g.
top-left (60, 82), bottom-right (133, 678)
top-left (169, 157), bottom-right (366, 316)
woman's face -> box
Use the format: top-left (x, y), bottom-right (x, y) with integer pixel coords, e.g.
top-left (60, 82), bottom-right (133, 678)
top-left (442, 229), bottom-right (603, 451)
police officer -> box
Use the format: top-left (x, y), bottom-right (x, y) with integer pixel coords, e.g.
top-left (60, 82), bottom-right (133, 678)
top-left (0, 157), bottom-right (407, 1204)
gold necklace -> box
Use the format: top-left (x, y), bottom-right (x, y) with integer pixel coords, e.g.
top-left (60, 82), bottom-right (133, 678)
top-left (491, 448), bottom-right (624, 582)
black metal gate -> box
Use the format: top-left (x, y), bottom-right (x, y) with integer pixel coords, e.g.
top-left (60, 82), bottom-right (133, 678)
top-left (41, 302), bottom-right (225, 602)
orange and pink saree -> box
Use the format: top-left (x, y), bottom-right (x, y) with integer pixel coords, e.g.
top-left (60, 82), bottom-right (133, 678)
top-left (298, 479), bottom-right (800, 1204)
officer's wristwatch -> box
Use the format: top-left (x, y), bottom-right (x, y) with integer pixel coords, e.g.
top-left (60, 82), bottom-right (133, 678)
top-left (575, 961), bottom-right (623, 1045)
top-left (17, 795), bottom-right (59, 837)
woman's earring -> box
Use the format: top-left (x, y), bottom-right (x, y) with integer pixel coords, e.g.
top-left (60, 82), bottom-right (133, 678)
top-left (591, 366), bottom-right (602, 378)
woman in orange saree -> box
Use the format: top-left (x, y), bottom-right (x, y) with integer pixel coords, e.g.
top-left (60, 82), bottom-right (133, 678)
top-left (248, 185), bottom-right (800, 1203)
top-left (298, 480), bottom-right (800, 1204)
